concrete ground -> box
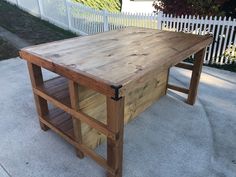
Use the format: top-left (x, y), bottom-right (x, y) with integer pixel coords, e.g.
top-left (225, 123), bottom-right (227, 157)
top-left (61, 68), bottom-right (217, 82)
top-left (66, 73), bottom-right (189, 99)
top-left (0, 58), bottom-right (235, 177)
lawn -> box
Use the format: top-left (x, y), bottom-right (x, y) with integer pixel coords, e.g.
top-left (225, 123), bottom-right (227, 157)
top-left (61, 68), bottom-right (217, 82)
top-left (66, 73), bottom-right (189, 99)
top-left (0, 1), bottom-right (76, 45)
top-left (74, 0), bottom-right (121, 12)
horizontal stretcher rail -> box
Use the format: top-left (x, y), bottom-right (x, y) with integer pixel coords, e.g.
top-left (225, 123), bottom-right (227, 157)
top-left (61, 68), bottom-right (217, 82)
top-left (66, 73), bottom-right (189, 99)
top-left (39, 117), bottom-right (116, 175)
top-left (175, 62), bottom-right (194, 70)
top-left (33, 88), bottom-right (117, 141)
top-left (167, 84), bottom-right (189, 94)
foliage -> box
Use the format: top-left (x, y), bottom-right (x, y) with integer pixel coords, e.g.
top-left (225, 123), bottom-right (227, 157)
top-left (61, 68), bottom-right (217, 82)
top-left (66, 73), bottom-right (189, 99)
top-left (223, 45), bottom-right (236, 61)
top-left (74, 0), bottom-right (121, 12)
top-left (221, 0), bottom-right (236, 18)
top-left (153, 0), bottom-right (226, 16)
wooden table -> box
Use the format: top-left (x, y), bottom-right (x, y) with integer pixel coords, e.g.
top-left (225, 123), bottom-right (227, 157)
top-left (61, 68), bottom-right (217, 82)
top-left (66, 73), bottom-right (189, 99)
top-left (20, 27), bottom-right (213, 177)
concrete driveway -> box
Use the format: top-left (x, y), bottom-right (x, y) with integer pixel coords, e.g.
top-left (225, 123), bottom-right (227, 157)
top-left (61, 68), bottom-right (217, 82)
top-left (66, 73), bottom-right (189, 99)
top-left (0, 58), bottom-right (235, 177)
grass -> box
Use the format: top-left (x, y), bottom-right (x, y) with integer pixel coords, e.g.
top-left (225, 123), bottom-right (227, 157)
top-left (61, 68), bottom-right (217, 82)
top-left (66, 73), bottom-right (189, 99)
top-left (0, 38), bottom-right (18, 60)
top-left (0, 0), bottom-right (77, 45)
top-left (74, 0), bottom-right (121, 12)
top-left (0, 1), bottom-right (235, 72)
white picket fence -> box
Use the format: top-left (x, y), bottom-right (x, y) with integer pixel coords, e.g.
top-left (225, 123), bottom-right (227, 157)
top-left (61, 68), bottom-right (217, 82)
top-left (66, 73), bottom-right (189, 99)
top-left (5, 0), bottom-right (236, 64)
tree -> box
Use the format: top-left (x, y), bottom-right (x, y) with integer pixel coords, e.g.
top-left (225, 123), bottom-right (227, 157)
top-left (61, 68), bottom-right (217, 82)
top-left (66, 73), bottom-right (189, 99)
top-left (153, 0), bottom-right (227, 16)
top-left (221, 0), bottom-right (236, 18)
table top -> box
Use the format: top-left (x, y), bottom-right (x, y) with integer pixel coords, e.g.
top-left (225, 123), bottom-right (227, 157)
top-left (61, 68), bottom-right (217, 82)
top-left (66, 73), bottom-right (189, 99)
top-left (20, 27), bottom-right (212, 97)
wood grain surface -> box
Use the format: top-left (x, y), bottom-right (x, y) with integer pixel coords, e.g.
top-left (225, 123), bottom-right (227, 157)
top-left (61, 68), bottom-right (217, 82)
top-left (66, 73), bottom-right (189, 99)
top-left (20, 27), bottom-right (213, 97)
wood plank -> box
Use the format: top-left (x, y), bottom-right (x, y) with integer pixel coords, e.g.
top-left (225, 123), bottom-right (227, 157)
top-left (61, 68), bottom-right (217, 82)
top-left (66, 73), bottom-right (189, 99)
top-left (33, 87), bottom-right (117, 141)
top-left (36, 70), bottom-right (167, 149)
top-left (69, 80), bottom-right (84, 158)
top-left (187, 49), bottom-right (205, 105)
top-left (39, 114), bottom-right (116, 176)
top-left (78, 69), bottom-right (167, 149)
top-left (27, 62), bottom-right (49, 131)
top-left (167, 84), bottom-right (190, 94)
top-left (175, 62), bottom-right (194, 70)
top-left (20, 27), bottom-right (213, 96)
top-left (20, 51), bottom-right (115, 98)
top-left (107, 97), bottom-right (125, 177)
top-left (44, 108), bottom-right (74, 139)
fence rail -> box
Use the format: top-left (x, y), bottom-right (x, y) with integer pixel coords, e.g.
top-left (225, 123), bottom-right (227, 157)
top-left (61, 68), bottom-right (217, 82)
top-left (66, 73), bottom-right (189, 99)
top-left (5, 0), bottom-right (236, 65)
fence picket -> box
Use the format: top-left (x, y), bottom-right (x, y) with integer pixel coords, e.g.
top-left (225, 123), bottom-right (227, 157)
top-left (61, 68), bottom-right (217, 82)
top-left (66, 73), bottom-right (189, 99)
top-left (227, 19), bottom-right (236, 63)
top-left (216, 17), bottom-right (227, 64)
top-left (8, 0), bottom-right (236, 65)
top-left (212, 16), bottom-right (221, 64)
top-left (221, 17), bottom-right (231, 64)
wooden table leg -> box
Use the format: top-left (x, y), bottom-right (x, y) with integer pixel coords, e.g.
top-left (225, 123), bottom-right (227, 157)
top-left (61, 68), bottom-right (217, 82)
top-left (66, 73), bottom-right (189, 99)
top-left (187, 49), bottom-right (205, 105)
top-left (106, 97), bottom-right (125, 177)
top-left (68, 80), bottom-right (84, 159)
top-left (27, 62), bottom-right (49, 131)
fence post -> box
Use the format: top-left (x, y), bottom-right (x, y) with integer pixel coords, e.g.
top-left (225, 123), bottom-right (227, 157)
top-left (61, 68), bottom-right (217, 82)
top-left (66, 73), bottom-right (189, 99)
top-left (103, 10), bottom-right (109, 31)
top-left (37, 0), bottom-right (44, 19)
top-left (65, 0), bottom-right (72, 30)
top-left (157, 11), bottom-right (163, 30)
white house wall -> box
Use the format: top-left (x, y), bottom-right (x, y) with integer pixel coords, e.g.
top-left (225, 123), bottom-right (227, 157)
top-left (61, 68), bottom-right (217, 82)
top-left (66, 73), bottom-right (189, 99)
top-left (122, 0), bottom-right (155, 13)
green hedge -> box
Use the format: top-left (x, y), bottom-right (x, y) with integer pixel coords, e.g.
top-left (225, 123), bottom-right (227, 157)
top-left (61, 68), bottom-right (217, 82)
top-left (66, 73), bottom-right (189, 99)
top-left (74, 0), bottom-right (121, 12)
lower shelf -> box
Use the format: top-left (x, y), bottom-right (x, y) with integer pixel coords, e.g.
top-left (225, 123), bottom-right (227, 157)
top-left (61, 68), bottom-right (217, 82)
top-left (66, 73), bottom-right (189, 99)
top-left (39, 107), bottom-right (115, 175)
top-left (42, 107), bottom-right (74, 140)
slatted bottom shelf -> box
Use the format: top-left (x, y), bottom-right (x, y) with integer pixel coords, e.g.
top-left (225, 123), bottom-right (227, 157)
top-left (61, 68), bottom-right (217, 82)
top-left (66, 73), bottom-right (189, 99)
top-left (43, 107), bottom-right (74, 140)
top-left (32, 76), bottom-right (116, 175)
top-left (38, 76), bottom-right (71, 107)
top-left (34, 76), bottom-right (74, 139)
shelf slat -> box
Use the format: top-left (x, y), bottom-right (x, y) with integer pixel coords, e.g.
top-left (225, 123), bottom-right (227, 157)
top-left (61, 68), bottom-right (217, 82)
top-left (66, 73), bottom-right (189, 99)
top-left (40, 107), bottom-right (116, 176)
top-left (43, 107), bottom-right (74, 140)
top-left (34, 77), bottom-right (117, 141)
top-left (37, 76), bottom-right (71, 107)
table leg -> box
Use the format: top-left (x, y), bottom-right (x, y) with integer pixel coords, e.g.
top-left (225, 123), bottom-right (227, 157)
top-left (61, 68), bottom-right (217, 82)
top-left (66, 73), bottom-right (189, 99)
top-left (27, 62), bottom-right (49, 131)
top-left (187, 49), bottom-right (205, 105)
top-left (106, 97), bottom-right (125, 177)
top-left (68, 80), bottom-right (84, 159)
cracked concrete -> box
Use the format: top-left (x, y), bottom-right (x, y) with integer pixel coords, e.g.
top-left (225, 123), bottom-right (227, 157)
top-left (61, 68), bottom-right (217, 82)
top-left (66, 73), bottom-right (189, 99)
top-left (0, 58), bottom-right (235, 177)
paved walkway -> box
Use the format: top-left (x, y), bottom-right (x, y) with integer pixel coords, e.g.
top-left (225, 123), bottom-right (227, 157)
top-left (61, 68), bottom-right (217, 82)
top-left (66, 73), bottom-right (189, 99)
top-left (0, 58), bottom-right (235, 177)
top-left (0, 26), bottom-right (30, 49)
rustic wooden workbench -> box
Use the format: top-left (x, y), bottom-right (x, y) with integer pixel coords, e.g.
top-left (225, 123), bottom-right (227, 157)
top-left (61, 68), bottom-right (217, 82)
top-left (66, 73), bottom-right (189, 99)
top-left (20, 27), bottom-right (213, 177)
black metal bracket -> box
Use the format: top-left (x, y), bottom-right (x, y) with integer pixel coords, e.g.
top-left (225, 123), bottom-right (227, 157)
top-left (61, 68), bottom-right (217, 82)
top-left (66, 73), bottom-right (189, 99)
top-left (111, 85), bottom-right (122, 101)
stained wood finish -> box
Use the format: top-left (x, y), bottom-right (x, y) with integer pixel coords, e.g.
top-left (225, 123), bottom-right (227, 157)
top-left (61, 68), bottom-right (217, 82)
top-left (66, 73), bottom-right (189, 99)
top-left (33, 85), bottom-right (117, 141)
top-left (20, 27), bottom-right (213, 97)
top-left (107, 97), bottom-right (125, 177)
top-left (175, 62), bottom-right (194, 70)
top-left (168, 49), bottom-right (205, 104)
top-left (34, 72), bottom-right (167, 149)
top-left (80, 69), bottom-right (167, 149)
top-left (187, 49), bottom-right (205, 105)
top-left (40, 107), bottom-right (116, 176)
top-left (69, 80), bottom-right (84, 158)
top-left (167, 84), bottom-right (189, 94)
top-left (20, 28), bottom-right (213, 177)
top-left (27, 62), bottom-right (49, 131)
top-left (42, 108), bottom-right (73, 139)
